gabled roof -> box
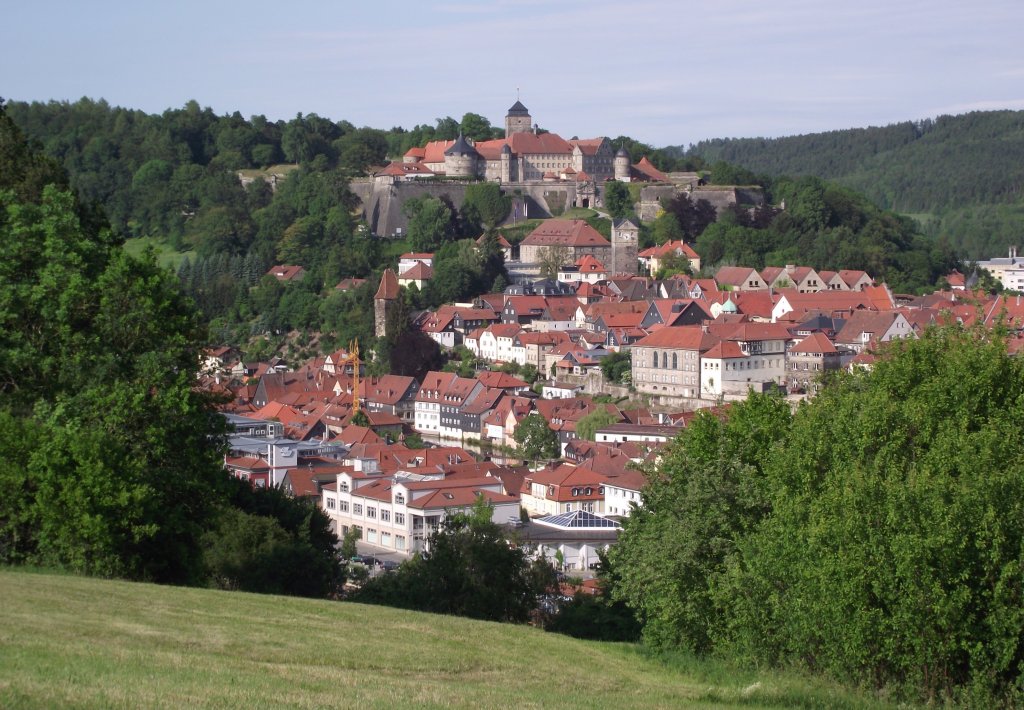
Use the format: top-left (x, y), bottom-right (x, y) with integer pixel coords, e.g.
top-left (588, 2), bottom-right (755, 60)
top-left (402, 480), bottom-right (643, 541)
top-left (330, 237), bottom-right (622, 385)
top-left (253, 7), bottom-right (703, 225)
top-left (477, 371), bottom-right (529, 390)
top-left (714, 266), bottom-right (762, 288)
top-left (789, 332), bottom-right (839, 355)
top-left (481, 323), bottom-right (524, 340)
top-left (267, 264), bottom-right (306, 282)
top-left (574, 254), bottom-right (607, 273)
top-left (639, 240), bottom-right (699, 260)
top-left (568, 138), bottom-right (607, 156)
top-left (702, 340), bottom-right (747, 359)
top-left (399, 261), bottom-right (433, 280)
top-left (476, 233), bottom-right (512, 248)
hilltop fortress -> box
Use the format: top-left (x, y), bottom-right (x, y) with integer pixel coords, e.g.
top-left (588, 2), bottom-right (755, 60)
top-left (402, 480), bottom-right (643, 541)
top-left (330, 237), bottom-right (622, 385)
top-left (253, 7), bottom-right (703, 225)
top-left (350, 100), bottom-right (764, 237)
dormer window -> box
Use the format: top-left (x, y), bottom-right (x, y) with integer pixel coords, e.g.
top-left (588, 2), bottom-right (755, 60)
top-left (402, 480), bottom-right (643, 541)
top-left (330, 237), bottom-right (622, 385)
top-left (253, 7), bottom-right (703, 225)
top-left (394, 493), bottom-right (405, 504)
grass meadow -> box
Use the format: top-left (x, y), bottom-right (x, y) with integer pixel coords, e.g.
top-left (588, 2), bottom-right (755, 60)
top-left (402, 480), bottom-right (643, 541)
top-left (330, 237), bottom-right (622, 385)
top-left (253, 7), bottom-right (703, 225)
top-left (0, 569), bottom-right (894, 709)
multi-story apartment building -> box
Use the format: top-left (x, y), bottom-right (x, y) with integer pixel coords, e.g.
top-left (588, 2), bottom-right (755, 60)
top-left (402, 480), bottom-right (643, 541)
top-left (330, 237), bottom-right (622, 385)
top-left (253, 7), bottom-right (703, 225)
top-left (322, 473), bottom-right (519, 556)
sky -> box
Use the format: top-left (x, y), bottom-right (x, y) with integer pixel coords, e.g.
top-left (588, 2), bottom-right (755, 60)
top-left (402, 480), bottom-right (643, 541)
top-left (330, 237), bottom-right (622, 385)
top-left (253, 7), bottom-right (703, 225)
top-left (3, 0), bottom-right (1023, 148)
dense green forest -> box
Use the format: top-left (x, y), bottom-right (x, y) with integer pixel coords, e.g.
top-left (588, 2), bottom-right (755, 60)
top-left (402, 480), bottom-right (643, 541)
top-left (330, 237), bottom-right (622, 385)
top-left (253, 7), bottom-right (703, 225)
top-left (678, 111), bottom-right (1024, 259)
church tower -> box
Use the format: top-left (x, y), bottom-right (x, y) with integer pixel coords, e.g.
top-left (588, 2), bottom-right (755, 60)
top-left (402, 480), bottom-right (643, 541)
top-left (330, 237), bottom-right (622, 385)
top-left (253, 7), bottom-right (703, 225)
top-left (374, 268), bottom-right (400, 338)
top-left (610, 218), bottom-right (639, 276)
top-left (505, 100), bottom-right (532, 138)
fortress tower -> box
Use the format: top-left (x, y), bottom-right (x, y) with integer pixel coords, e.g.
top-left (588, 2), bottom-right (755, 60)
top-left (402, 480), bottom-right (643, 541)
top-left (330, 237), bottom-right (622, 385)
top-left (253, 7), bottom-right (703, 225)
top-left (614, 147), bottom-right (631, 181)
top-left (374, 268), bottom-right (400, 338)
top-left (505, 100), bottom-right (532, 138)
top-left (610, 218), bottom-right (639, 276)
top-left (443, 133), bottom-right (480, 178)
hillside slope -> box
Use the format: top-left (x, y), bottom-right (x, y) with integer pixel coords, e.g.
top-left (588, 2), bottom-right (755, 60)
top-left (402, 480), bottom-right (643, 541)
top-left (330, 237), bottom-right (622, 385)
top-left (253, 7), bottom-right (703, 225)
top-left (0, 570), bottom-right (884, 709)
top-left (680, 111), bottom-right (1024, 259)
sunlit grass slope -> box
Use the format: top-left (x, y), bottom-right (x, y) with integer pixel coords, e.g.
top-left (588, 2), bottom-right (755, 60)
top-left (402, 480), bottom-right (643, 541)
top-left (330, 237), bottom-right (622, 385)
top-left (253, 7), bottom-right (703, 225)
top-left (0, 569), bottom-right (889, 709)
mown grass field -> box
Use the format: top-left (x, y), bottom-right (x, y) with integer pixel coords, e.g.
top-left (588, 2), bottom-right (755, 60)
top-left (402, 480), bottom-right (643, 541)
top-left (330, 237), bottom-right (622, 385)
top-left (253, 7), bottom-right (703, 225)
top-left (122, 235), bottom-right (195, 270)
top-left (0, 569), bottom-right (891, 709)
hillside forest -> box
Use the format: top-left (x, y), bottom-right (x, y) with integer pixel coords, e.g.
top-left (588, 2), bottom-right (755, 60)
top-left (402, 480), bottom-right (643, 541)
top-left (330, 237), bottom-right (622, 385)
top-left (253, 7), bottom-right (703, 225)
top-left (680, 110), bottom-right (1024, 260)
top-left (5, 97), bottom-right (963, 368)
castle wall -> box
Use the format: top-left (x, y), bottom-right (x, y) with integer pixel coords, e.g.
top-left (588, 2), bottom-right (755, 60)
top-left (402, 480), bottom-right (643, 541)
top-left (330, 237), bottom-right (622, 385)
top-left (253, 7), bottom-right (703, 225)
top-left (636, 185), bottom-right (765, 221)
top-left (355, 181), bottom-right (588, 236)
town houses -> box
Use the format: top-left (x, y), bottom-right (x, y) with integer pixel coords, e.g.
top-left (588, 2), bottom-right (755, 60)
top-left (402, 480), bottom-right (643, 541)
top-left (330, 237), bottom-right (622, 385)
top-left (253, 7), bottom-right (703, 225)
top-left (200, 210), bottom-right (1024, 569)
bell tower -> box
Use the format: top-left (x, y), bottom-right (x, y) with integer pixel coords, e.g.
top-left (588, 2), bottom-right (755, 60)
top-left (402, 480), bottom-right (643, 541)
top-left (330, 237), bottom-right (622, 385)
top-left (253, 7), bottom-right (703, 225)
top-left (505, 99), bottom-right (532, 138)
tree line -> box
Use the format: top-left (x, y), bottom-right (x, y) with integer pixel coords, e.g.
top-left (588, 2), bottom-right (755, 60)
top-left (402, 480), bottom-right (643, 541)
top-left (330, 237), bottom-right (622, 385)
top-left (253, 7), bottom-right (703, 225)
top-left (608, 323), bottom-right (1024, 705)
top-left (0, 100), bottom-right (341, 597)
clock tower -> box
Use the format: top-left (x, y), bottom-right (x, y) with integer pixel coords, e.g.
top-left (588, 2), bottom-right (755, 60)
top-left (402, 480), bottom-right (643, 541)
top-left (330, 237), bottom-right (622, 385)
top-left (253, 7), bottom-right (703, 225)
top-left (610, 218), bottom-right (639, 276)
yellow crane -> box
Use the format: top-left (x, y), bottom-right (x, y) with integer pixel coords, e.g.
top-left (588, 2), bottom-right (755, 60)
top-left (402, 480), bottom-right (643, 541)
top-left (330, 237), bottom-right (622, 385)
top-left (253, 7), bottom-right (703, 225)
top-left (339, 339), bottom-right (361, 415)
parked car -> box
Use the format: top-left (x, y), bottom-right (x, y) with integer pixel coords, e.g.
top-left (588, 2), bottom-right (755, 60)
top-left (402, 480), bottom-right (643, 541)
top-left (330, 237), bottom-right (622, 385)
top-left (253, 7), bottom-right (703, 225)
top-left (381, 560), bottom-right (400, 571)
top-left (361, 555), bottom-right (383, 567)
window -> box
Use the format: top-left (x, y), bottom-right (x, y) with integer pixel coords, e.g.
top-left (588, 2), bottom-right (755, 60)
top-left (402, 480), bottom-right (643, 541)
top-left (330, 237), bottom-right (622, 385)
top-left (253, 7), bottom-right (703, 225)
top-left (394, 492), bottom-right (405, 504)
top-left (572, 487), bottom-right (580, 496)
top-left (325, 498), bottom-right (336, 509)
top-left (381, 510), bottom-right (390, 523)
top-left (672, 352), bottom-right (678, 369)
top-left (395, 513), bottom-right (405, 526)
top-left (661, 352), bottom-right (668, 369)
top-left (367, 507), bottom-right (376, 519)
top-left (585, 487), bottom-right (592, 496)
top-left (353, 504), bottom-right (363, 515)
top-left (396, 535), bottom-right (406, 551)
top-left (651, 351), bottom-right (656, 368)
top-left (339, 501), bottom-right (349, 513)
top-left (339, 481), bottom-right (349, 493)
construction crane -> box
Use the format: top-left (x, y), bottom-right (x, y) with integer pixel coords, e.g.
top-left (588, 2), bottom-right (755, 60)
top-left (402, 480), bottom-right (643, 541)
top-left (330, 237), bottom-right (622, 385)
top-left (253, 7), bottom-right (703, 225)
top-left (339, 339), bottom-right (361, 415)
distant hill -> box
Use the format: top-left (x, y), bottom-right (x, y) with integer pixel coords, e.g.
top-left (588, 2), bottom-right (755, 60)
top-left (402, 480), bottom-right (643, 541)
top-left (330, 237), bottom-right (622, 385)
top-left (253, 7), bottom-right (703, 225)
top-left (0, 569), bottom-right (887, 709)
top-left (676, 111), bottom-right (1024, 260)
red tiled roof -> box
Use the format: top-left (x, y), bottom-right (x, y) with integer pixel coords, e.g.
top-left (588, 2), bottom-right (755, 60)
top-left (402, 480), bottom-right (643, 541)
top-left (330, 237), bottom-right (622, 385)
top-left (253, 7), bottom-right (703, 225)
top-left (474, 132), bottom-right (574, 160)
top-left (399, 261), bottom-right (433, 280)
top-left (568, 138), bottom-right (605, 156)
top-left (574, 254), bottom-right (607, 273)
top-left (633, 156), bottom-right (669, 182)
top-left (375, 268), bottom-right (400, 300)
top-left (422, 140), bottom-right (455, 164)
top-left (476, 233), bottom-right (512, 248)
top-left (268, 264), bottom-right (306, 282)
top-left (789, 332), bottom-right (839, 355)
top-left (522, 220), bottom-right (610, 248)
top-left (633, 326), bottom-right (717, 351)
top-left (639, 240), bottom-right (699, 260)
top-left (702, 340), bottom-right (746, 359)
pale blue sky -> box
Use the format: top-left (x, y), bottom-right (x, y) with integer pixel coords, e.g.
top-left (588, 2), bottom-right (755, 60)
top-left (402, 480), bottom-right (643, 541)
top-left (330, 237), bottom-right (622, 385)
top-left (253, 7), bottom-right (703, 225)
top-left (4, 0), bottom-right (1022, 147)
